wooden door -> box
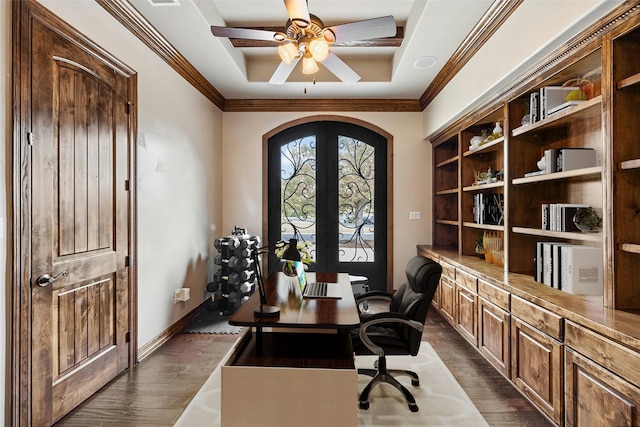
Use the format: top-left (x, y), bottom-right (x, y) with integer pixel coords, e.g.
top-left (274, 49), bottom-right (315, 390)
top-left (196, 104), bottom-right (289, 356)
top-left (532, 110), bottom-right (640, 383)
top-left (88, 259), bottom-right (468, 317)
top-left (15, 2), bottom-right (135, 424)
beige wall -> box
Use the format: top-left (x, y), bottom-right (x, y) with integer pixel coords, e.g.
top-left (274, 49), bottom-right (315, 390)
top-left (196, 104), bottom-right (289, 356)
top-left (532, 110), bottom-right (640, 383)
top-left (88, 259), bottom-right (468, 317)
top-left (221, 112), bottom-right (430, 287)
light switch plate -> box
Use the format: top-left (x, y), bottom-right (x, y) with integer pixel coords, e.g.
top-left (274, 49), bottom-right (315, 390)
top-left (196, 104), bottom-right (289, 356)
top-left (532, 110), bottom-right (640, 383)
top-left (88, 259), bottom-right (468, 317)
top-left (409, 211), bottom-right (421, 220)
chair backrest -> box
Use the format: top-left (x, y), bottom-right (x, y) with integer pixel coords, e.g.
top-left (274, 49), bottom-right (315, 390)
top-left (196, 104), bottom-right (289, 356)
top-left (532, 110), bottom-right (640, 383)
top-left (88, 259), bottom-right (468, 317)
top-left (390, 256), bottom-right (442, 355)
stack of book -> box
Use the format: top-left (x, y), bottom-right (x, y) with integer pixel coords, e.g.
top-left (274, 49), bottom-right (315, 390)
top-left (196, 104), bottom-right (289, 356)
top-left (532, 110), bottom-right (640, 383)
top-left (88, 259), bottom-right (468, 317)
top-left (473, 193), bottom-right (504, 225)
top-left (541, 203), bottom-right (590, 231)
top-left (534, 242), bottom-right (603, 295)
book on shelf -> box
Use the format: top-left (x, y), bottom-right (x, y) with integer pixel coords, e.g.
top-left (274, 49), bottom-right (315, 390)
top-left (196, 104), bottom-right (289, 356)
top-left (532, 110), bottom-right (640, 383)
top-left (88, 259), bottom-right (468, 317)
top-left (560, 245), bottom-right (603, 295)
top-left (556, 148), bottom-right (596, 172)
top-left (529, 91), bottom-right (539, 123)
top-left (535, 242), bottom-right (603, 294)
top-left (473, 193), bottom-right (504, 225)
top-left (542, 203), bottom-right (589, 232)
top-left (544, 148), bottom-right (557, 174)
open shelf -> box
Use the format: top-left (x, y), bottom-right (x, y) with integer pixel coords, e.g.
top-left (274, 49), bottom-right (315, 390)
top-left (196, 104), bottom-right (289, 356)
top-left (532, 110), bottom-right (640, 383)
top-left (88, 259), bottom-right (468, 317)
top-left (618, 72), bottom-right (640, 90)
top-left (463, 136), bottom-right (504, 156)
top-left (512, 226), bottom-right (603, 243)
top-left (437, 219), bottom-right (459, 226)
top-left (619, 243), bottom-right (640, 254)
top-left (511, 96), bottom-right (602, 137)
top-left (463, 222), bottom-right (504, 231)
top-left (436, 156), bottom-right (459, 168)
top-left (463, 181), bottom-right (504, 192)
top-left (436, 188), bottom-right (459, 195)
top-left (620, 159), bottom-right (640, 170)
top-left (512, 166), bottom-right (602, 185)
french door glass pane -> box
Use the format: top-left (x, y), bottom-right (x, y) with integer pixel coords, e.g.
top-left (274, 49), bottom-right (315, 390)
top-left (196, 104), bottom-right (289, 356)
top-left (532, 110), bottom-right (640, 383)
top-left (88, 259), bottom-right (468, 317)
top-left (337, 135), bottom-right (375, 262)
top-left (280, 136), bottom-right (317, 261)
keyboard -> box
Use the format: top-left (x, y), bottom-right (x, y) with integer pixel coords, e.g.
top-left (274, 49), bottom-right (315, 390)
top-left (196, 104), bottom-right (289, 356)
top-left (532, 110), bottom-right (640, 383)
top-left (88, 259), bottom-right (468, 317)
top-left (303, 281), bottom-right (328, 297)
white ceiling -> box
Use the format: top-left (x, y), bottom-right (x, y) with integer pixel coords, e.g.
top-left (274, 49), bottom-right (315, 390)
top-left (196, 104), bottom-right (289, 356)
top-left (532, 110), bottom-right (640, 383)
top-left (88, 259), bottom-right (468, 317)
top-left (128, 0), bottom-right (495, 99)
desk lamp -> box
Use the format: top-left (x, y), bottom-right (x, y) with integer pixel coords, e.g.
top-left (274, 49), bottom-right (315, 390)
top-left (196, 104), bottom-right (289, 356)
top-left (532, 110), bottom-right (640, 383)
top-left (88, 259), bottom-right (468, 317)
top-left (252, 238), bottom-right (301, 318)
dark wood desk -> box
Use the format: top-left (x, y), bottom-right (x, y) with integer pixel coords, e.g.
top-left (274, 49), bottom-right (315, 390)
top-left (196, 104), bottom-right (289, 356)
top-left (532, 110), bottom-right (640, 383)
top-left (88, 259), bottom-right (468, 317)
top-left (222, 272), bottom-right (360, 426)
top-left (229, 271), bottom-right (360, 330)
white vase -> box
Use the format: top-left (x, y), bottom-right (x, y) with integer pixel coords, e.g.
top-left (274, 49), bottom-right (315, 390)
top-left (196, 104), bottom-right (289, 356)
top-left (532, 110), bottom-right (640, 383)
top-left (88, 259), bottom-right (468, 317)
top-left (493, 121), bottom-right (503, 136)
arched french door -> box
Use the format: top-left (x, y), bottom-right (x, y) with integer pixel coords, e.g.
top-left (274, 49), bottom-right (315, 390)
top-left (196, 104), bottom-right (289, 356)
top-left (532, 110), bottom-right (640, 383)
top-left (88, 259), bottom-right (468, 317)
top-left (266, 119), bottom-right (390, 291)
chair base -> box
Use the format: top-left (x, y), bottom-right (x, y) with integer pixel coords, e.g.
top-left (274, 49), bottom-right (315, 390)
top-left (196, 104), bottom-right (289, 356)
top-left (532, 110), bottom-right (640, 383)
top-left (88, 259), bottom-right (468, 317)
top-left (357, 356), bottom-right (420, 412)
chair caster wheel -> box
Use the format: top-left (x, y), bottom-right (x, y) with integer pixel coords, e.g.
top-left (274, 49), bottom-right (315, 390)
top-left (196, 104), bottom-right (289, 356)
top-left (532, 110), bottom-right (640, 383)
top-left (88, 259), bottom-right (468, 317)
top-left (359, 401), bottom-right (370, 410)
top-left (411, 379), bottom-right (420, 386)
top-left (409, 403), bottom-right (419, 412)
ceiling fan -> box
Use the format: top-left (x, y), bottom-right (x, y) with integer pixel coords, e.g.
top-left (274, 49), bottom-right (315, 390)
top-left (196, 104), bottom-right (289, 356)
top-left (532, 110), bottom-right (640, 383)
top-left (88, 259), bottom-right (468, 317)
top-left (210, 0), bottom-right (397, 85)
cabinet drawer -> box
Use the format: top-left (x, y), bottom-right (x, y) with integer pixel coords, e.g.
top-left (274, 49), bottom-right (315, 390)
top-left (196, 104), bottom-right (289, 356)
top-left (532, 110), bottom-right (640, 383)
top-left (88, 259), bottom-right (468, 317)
top-left (440, 261), bottom-right (455, 280)
top-left (478, 279), bottom-right (510, 311)
top-left (511, 296), bottom-right (563, 341)
top-left (456, 269), bottom-right (477, 292)
top-left (565, 321), bottom-right (640, 389)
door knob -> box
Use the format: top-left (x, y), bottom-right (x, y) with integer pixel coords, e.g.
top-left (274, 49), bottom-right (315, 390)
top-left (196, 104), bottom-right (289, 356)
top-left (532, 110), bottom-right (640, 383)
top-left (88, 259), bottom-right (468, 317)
top-left (36, 271), bottom-right (68, 287)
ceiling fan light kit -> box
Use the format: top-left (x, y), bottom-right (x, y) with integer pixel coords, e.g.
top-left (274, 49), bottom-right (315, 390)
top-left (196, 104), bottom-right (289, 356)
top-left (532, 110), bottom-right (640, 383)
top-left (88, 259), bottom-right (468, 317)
top-left (210, 0), bottom-right (397, 86)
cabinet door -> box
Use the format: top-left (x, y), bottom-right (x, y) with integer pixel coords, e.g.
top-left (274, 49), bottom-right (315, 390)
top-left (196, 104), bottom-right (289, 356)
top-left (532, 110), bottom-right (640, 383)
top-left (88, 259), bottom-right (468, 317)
top-left (456, 285), bottom-right (478, 346)
top-left (439, 276), bottom-right (455, 323)
top-left (511, 316), bottom-right (563, 424)
top-left (565, 348), bottom-right (640, 427)
top-left (479, 297), bottom-right (510, 376)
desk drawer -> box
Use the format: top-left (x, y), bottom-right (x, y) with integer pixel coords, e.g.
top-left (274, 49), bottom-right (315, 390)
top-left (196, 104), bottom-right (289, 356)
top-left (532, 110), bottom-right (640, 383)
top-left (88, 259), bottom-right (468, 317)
top-left (456, 269), bottom-right (477, 293)
top-left (511, 296), bottom-right (563, 340)
top-left (478, 279), bottom-right (510, 311)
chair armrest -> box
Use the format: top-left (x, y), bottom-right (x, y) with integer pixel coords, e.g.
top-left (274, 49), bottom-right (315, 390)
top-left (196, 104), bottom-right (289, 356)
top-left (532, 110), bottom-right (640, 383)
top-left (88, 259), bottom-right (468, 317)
top-left (355, 291), bottom-right (392, 304)
top-left (358, 312), bottom-right (424, 357)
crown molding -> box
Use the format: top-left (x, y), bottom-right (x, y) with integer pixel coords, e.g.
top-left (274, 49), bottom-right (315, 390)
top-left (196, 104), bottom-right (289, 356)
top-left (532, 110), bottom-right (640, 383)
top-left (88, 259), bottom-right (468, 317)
top-left (419, 0), bottom-right (523, 111)
top-left (96, 0), bottom-right (226, 110)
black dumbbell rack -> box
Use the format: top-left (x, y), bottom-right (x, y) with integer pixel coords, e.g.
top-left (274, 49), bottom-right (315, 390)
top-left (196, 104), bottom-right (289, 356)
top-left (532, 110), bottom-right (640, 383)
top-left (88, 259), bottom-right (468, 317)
top-left (207, 226), bottom-right (260, 316)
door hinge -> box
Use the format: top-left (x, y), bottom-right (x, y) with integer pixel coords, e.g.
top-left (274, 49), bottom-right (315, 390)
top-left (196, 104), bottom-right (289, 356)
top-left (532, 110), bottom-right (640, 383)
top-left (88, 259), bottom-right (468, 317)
top-left (126, 101), bottom-right (133, 114)
top-left (124, 180), bottom-right (130, 191)
top-left (27, 132), bottom-right (34, 146)
top-left (125, 331), bottom-right (131, 343)
top-left (125, 256), bottom-right (130, 267)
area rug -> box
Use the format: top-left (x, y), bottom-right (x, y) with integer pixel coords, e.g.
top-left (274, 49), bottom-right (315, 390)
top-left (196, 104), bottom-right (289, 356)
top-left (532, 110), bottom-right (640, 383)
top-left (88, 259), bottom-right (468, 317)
top-left (182, 309), bottom-right (242, 335)
top-left (174, 341), bottom-right (489, 427)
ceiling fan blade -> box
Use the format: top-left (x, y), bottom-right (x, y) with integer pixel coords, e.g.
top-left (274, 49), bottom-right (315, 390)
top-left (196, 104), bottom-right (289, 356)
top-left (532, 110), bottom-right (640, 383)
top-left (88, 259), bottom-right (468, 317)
top-left (327, 16), bottom-right (397, 44)
top-left (269, 57), bottom-right (301, 85)
top-left (211, 26), bottom-right (278, 42)
top-left (284, 0), bottom-right (311, 27)
top-left (321, 52), bottom-right (361, 85)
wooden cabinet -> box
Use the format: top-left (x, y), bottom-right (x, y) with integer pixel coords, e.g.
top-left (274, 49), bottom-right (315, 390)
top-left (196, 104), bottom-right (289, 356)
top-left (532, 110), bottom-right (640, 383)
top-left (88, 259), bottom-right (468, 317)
top-left (478, 279), bottom-right (510, 377)
top-left (425, 8), bottom-right (640, 425)
top-left (565, 348), bottom-right (640, 427)
top-left (438, 275), bottom-right (455, 324)
top-left (511, 316), bottom-right (563, 424)
top-left (564, 321), bottom-right (640, 426)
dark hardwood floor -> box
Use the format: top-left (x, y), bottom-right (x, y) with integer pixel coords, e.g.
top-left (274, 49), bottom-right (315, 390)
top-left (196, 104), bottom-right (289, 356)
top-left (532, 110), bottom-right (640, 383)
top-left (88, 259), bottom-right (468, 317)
top-left (55, 309), bottom-right (552, 426)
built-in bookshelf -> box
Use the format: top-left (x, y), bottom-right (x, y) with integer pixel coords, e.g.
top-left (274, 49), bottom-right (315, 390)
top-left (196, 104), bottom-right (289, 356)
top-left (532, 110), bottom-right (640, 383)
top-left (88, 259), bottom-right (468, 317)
top-left (429, 12), bottom-right (640, 311)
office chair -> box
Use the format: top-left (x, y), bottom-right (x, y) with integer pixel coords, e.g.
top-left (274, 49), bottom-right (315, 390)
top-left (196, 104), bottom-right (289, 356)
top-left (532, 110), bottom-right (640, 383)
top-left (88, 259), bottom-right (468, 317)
top-left (351, 256), bottom-right (442, 412)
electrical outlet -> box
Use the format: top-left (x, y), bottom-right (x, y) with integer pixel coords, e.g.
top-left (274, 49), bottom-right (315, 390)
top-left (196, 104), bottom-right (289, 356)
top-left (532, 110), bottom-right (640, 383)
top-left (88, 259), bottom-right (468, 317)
top-left (409, 211), bottom-right (422, 220)
top-left (174, 288), bottom-right (190, 303)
